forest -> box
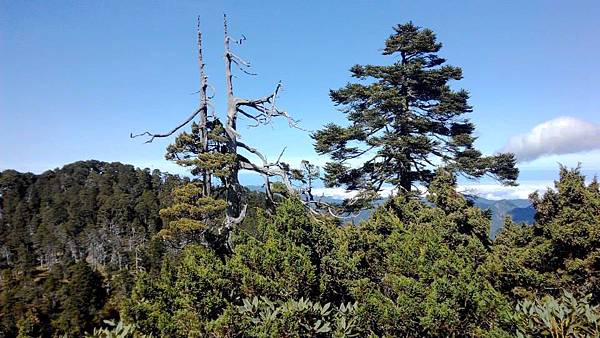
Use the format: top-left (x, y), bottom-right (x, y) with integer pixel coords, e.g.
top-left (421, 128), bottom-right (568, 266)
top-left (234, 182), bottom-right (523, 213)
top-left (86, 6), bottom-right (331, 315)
top-left (1, 18), bottom-right (599, 338)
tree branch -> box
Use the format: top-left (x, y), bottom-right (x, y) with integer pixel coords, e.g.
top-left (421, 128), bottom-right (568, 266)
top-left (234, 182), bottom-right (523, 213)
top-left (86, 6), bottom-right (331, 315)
top-left (238, 160), bottom-right (295, 194)
top-left (130, 107), bottom-right (203, 143)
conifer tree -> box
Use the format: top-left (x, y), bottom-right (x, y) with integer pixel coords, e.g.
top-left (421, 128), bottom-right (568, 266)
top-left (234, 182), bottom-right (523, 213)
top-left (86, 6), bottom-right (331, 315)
top-left (491, 166), bottom-right (600, 303)
top-left (56, 261), bottom-right (106, 336)
top-left (313, 23), bottom-right (519, 204)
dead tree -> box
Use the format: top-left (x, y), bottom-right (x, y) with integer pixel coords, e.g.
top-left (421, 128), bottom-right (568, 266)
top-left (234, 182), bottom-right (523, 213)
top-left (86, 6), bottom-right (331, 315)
top-left (220, 15), bottom-right (303, 230)
top-left (132, 15), bottom-right (302, 248)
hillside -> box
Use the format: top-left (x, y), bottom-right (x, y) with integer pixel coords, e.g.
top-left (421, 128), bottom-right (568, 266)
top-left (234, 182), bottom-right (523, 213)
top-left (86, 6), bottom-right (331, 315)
top-left (0, 160), bottom-right (267, 336)
top-left (0, 163), bottom-right (535, 272)
top-left (0, 161), bottom-right (184, 335)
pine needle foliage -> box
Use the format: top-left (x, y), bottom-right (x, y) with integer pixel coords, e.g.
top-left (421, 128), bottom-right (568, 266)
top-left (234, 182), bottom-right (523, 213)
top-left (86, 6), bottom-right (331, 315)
top-left (313, 22), bottom-right (518, 209)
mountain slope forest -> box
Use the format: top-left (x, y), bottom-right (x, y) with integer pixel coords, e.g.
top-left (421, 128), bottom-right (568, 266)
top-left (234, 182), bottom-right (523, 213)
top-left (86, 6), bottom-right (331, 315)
top-left (1, 19), bottom-right (599, 338)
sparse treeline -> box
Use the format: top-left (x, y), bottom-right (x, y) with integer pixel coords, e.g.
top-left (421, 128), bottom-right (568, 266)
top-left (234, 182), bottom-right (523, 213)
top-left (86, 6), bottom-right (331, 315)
top-left (1, 19), bottom-right (599, 338)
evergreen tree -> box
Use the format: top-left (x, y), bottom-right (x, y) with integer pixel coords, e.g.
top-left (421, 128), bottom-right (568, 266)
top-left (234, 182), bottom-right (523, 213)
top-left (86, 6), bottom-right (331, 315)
top-left (489, 166), bottom-right (600, 303)
top-left (313, 23), bottom-right (518, 205)
top-left (56, 261), bottom-right (106, 336)
top-left (0, 161), bottom-right (186, 336)
top-left (147, 20), bottom-right (233, 251)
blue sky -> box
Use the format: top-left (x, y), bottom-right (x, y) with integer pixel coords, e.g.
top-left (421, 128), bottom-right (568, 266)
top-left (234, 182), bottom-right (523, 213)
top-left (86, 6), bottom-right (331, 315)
top-left (1, 0), bottom-right (599, 199)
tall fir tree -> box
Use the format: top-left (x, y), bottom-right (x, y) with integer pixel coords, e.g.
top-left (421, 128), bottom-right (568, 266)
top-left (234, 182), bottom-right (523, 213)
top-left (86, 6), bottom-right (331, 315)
top-left (313, 23), bottom-right (518, 205)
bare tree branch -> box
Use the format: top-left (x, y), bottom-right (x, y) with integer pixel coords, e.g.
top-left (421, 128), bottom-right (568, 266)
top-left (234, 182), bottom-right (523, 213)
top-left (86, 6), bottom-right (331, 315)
top-left (237, 141), bottom-right (268, 166)
top-left (131, 16), bottom-right (212, 145)
top-left (238, 160), bottom-right (295, 194)
top-left (197, 15), bottom-right (211, 196)
top-left (229, 51), bottom-right (257, 75)
top-left (300, 197), bottom-right (362, 220)
top-left (130, 107), bottom-right (203, 143)
top-left (135, 15), bottom-right (310, 248)
top-left (275, 146), bottom-right (287, 164)
top-left (224, 203), bottom-right (247, 229)
top-left (235, 82), bottom-right (305, 130)
top-left (233, 34), bottom-right (247, 45)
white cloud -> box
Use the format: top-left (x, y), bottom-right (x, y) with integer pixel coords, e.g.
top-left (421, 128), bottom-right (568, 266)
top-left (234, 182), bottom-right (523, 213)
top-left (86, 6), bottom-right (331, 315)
top-left (312, 181), bottom-right (554, 201)
top-left (502, 117), bottom-right (600, 163)
top-left (457, 182), bottom-right (551, 200)
top-left (312, 187), bottom-right (359, 200)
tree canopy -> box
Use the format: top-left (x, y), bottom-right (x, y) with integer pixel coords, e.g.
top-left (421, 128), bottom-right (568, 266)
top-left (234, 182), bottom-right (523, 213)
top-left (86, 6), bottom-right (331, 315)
top-left (313, 23), bottom-right (518, 204)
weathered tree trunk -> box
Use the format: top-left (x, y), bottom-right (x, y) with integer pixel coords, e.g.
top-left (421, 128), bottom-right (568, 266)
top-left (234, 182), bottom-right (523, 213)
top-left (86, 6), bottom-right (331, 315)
top-left (223, 15), bottom-right (244, 235)
top-left (197, 18), bottom-right (211, 197)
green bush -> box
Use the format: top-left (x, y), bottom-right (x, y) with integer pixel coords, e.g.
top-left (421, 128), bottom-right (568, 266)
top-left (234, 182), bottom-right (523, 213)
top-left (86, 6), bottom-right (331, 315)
top-left (124, 173), bottom-right (520, 337)
top-left (85, 319), bottom-right (152, 338)
top-left (236, 296), bottom-right (359, 337)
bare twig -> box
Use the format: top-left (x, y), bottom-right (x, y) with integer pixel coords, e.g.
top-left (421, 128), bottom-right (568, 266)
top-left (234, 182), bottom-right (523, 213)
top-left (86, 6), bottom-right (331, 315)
top-left (275, 147), bottom-right (287, 164)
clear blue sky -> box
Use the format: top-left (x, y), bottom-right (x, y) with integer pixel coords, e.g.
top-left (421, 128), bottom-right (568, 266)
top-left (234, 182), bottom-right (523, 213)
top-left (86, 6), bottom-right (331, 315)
top-left (2, 1), bottom-right (599, 198)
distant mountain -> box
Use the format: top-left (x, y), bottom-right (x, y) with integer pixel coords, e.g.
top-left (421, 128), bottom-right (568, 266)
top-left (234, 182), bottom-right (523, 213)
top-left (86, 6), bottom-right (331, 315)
top-left (467, 196), bottom-right (535, 238)
top-left (248, 185), bottom-right (536, 238)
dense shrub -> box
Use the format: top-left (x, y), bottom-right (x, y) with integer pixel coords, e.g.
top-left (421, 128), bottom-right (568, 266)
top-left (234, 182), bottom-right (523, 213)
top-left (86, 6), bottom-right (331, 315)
top-left (123, 172), bottom-right (519, 337)
top-left (488, 167), bottom-right (600, 303)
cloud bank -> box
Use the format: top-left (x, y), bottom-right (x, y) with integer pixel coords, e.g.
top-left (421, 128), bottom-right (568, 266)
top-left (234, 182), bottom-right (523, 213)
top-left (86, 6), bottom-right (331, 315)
top-left (312, 186), bottom-right (398, 200)
top-left (312, 182), bottom-right (550, 201)
top-left (457, 183), bottom-right (549, 200)
top-left (502, 117), bottom-right (600, 162)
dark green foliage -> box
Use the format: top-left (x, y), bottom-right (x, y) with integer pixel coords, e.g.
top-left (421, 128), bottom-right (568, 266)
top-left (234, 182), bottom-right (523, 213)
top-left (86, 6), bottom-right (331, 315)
top-left (116, 167), bottom-right (598, 337)
top-left (0, 161), bottom-right (185, 337)
top-left (123, 174), bottom-right (519, 337)
top-left (3, 160), bottom-right (599, 337)
top-left (318, 172), bottom-right (513, 337)
top-left (0, 161), bottom-right (271, 337)
top-left (123, 198), bottom-right (331, 336)
top-left (54, 261), bottom-right (106, 336)
top-left (489, 167), bottom-right (600, 303)
top-left (124, 245), bottom-right (230, 336)
top-left (0, 161), bottom-right (184, 272)
top-left (313, 22), bottom-right (518, 208)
